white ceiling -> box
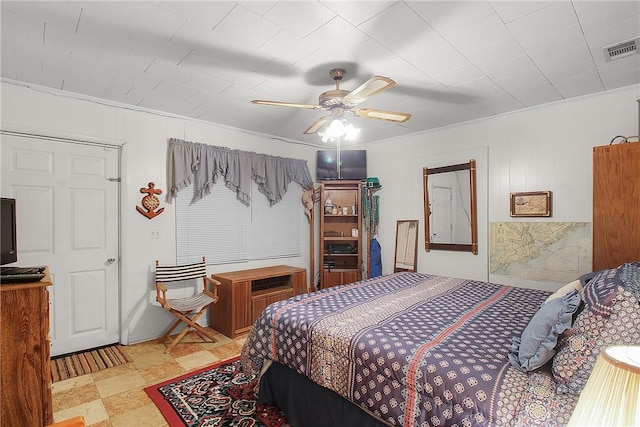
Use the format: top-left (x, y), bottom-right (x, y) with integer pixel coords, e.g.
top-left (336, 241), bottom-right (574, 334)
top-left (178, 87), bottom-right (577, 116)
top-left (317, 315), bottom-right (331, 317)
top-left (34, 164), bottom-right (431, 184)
top-left (2, 1), bottom-right (639, 146)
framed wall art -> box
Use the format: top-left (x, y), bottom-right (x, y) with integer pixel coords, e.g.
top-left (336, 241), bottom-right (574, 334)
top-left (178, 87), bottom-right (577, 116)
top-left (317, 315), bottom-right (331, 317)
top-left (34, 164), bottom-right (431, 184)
top-left (510, 191), bottom-right (552, 217)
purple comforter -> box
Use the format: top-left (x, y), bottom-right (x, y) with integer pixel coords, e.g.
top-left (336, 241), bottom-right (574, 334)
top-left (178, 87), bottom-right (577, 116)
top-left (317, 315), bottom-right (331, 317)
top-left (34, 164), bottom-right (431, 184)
top-left (241, 272), bottom-right (576, 426)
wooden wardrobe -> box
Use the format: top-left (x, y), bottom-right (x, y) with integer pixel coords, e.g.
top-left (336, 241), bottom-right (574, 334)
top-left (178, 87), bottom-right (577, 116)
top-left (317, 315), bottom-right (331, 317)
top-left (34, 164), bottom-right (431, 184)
top-left (592, 141), bottom-right (640, 270)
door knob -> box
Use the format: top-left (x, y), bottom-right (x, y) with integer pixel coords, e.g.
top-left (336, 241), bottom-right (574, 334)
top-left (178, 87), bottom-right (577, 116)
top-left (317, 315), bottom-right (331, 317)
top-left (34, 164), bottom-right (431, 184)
top-left (107, 257), bottom-right (116, 264)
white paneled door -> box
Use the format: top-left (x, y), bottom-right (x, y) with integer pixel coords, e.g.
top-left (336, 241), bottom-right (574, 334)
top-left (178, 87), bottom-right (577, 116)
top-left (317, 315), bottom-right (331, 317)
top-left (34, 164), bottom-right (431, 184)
top-left (1, 133), bottom-right (120, 356)
top-left (430, 185), bottom-right (453, 244)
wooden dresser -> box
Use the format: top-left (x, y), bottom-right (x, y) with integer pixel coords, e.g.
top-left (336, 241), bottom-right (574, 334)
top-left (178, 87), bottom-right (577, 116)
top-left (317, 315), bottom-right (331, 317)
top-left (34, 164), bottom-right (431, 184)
top-left (210, 265), bottom-right (307, 338)
top-left (1, 269), bottom-right (53, 427)
top-left (592, 142), bottom-right (640, 270)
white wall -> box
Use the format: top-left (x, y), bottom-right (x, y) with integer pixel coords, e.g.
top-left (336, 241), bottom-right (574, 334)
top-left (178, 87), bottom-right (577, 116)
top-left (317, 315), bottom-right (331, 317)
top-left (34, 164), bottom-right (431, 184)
top-left (3, 80), bottom-right (638, 344)
top-left (1, 81), bottom-right (317, 344)
top-left (364, 85), bottom-right (639, 291)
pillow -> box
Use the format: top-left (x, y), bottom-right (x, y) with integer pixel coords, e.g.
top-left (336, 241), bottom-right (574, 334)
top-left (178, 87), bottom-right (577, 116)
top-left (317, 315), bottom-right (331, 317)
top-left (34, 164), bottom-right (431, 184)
top-left (552, 262), bottom-right (640, 394)
top-left (508, 289), bottom-right (581, 372)
top-left (545, 279), bottom-right (583, 303)
top-left (552, 287), bottom-right (640, 394)
top-left (577, 270), bottom-right (602, 287)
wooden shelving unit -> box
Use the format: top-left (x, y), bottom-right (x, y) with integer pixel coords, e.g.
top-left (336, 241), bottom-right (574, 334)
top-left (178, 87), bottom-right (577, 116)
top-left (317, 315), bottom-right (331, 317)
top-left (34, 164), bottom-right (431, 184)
top-left (320, 180), bottom-right (363, 289)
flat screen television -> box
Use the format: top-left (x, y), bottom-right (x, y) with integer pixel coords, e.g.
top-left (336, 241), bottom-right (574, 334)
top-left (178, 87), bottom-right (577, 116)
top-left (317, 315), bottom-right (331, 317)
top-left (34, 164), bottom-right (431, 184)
top-left (1, 198), bottom-right (17, 265)
top-left (316, 149), bottom-right (367, 181)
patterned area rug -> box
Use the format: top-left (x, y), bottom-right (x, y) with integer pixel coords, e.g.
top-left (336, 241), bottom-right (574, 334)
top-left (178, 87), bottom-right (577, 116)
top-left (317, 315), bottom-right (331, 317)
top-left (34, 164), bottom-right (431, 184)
top-left (145, 356), bottom-right (289, 427)
top-left (50, 344), bottom-right (132, 382)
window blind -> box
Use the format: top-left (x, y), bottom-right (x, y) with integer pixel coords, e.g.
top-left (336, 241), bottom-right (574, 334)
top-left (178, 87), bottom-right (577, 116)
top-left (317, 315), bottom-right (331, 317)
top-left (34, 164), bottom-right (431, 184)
top-left (176, 182), bottom-right (301, 265)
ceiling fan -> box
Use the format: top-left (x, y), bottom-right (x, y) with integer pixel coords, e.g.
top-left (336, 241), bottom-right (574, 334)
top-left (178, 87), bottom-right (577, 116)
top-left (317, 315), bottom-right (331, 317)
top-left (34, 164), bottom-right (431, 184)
top-left (251, 68), bottom-right (412, 135)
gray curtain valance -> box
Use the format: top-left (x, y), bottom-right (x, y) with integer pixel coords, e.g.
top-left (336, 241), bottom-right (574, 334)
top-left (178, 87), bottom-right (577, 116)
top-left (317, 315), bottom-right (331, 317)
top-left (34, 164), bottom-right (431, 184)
top-left (166, 138), bottom-right (314, 206)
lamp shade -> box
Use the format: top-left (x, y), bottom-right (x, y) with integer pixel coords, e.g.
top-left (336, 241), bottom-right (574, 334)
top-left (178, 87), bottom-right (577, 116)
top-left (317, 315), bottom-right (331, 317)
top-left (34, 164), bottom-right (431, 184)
top-left (568, 345), bottom-right (640, 426)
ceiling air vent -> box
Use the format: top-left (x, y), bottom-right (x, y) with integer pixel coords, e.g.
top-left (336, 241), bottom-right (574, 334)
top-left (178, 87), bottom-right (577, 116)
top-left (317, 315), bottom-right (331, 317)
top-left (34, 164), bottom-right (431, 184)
top-left (603, 37), bottom-right (640, 62)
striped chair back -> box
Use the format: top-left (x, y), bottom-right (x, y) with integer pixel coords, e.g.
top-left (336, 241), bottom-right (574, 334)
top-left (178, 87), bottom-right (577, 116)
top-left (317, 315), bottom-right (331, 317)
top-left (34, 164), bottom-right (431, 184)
top-left (155, 260), bottom-right (207, 283)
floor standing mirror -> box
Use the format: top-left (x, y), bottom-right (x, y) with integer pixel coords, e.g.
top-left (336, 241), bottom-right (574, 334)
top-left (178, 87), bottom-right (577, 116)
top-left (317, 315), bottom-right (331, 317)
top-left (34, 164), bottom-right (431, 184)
top-left (394, 220), bottom-right (419, 272)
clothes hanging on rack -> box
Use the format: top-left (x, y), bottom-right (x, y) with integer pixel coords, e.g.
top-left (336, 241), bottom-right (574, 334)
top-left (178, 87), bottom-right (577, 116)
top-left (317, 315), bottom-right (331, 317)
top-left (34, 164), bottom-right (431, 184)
top-left (371, 195), bottom-right (379, 236)
top-left (363, 193), bottom-right (379, 235)
top-left (370, 238), bottom-right (382, 277)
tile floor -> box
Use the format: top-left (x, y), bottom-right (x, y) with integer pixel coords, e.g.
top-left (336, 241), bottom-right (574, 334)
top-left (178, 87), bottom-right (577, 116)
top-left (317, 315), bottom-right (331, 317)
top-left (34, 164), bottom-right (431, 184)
top-left (51, 329), bottom-right (247, 427)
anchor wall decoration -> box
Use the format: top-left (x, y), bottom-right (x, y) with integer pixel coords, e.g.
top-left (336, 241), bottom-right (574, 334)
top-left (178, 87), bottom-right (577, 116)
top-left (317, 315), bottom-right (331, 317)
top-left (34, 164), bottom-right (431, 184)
top-left (136, 182), bottom-right (165, 219)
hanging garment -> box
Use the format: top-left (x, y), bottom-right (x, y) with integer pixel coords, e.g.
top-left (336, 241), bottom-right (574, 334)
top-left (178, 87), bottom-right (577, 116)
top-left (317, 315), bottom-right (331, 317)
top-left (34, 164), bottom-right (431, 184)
top-left (370, 238), bottom-right (382, 278)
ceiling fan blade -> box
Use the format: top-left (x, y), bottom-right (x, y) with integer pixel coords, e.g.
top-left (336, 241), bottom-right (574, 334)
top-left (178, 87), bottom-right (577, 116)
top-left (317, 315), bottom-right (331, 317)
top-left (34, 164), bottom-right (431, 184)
top-left (343, 76), bottom-right (395, 107)
top-left (252, 100), bottom-right (318, 109)
top-left (354, 108), bottom-right (412, 123)
top-left (303, 116), bottom-right (330, 134)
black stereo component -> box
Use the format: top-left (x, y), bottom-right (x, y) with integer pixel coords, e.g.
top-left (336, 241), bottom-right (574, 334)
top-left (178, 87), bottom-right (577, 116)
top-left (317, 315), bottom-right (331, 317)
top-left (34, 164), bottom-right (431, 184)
top-left (323, 260), bottom-right (336, 269)
top-left (327, 244), bottom-right (357, 254)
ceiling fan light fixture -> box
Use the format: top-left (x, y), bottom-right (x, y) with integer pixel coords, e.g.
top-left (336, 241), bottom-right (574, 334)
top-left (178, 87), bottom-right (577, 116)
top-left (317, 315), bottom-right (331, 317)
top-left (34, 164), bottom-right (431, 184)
top-left (251, 67), bottom-right (410, 135)
top-left (318, 118), bottom-right (360, 143)
top-left (344, 123), bottom-right (360, 141)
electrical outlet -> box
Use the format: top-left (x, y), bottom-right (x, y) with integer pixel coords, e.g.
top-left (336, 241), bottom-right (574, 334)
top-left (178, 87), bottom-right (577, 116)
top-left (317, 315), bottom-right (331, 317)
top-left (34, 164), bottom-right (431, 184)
top-left (150, 229), bottom-right (160, 239)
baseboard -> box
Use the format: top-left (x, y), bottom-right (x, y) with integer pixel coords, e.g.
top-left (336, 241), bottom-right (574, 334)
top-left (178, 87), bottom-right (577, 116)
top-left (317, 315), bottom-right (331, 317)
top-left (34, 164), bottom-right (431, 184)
top-left (124, 320), bottom-right (210, 346)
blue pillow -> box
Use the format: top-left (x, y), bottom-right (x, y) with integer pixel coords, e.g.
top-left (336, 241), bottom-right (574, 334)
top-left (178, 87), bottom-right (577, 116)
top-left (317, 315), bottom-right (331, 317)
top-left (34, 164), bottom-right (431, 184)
top-left (508, 289), bottom-right (581, 372)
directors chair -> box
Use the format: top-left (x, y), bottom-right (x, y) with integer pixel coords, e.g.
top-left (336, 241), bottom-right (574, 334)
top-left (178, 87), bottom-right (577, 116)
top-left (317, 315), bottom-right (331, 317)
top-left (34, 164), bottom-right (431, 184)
top-left (155, 257), bottom-right (220, 353)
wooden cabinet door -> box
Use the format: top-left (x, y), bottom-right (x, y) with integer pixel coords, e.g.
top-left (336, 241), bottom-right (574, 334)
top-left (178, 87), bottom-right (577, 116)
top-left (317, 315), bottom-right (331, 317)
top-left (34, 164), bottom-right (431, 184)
top-left (321, 271), bottom-right (341, 289)
top-left (233, 281), bottom-right (252, 333)
top-left (321, 271), bottom-right (361, 289)
top-left (593, 143), bottom-right (640, 270)
top-left (252, 289), bottom-right (294, 322)
top-left (341, 271), bottom-right (360, 285)
top-left (292, 270), bottom-right (308, 294)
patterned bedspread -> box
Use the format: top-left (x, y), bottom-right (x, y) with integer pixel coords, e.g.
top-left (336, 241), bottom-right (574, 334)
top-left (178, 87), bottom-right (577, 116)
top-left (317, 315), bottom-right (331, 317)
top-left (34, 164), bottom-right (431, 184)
top-left (241, 272), bottom-right (578, 427)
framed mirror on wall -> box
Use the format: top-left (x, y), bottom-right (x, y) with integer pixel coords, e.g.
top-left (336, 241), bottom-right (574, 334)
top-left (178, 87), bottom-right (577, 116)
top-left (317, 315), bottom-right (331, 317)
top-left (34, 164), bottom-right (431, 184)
top-left (394, 220), bottom-right (419, 272)
top-left (423, 159), bottom-right (478, 254)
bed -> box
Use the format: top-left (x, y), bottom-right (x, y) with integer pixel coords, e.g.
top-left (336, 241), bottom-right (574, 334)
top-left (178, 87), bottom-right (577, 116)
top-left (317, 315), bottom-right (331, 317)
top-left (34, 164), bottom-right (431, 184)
top-left (241, 264), bottom-right (640, 426)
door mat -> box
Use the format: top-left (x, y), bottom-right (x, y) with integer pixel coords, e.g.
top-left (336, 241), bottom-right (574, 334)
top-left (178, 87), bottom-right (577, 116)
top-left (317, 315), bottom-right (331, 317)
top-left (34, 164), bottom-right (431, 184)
top-left (50, 344), bottom-right (132, 382)
top-left (145, 356), bottom-right (289, 427)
